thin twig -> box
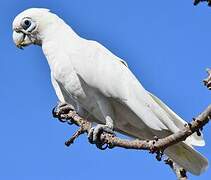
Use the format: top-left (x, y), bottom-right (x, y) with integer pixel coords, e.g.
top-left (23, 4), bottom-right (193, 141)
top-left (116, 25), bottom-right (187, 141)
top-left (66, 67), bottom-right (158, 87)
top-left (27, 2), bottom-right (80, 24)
top-left (203, 68), bottom-right (211, 90)
top-left (194, 0), bottom-right (211, 6)
top-left (165, 159), bottom-right (188, 180)
top-left (61, 110), bottom-right (92, 146)
top-left (65, 126), bottom-right (85, 146)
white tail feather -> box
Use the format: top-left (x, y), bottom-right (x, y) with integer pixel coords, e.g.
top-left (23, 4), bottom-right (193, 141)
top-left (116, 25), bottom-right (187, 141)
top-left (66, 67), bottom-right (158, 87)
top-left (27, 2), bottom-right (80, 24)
top-left (148, 91), bottom-right (205, 147)
top-left (165, 142), bottom-right (208, 175)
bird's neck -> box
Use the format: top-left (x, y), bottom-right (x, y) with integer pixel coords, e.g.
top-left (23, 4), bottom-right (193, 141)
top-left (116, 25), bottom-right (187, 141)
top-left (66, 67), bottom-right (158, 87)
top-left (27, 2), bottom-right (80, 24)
top-left (40, 16), bottom-right (81, 46)
top-left (40, 19), bottom-right (84, 72)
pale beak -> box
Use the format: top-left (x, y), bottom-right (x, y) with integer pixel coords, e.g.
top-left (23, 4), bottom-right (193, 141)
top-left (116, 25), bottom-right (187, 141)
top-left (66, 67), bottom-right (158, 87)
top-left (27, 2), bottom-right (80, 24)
top-left (13, 31), bottom-right (25, 49)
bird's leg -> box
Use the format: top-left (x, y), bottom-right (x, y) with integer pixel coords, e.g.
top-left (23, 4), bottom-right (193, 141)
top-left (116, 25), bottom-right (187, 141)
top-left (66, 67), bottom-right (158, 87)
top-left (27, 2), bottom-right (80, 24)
top-left (203, 68), bottom-right (211, 90)
top-left (52, 102), bottom-right (74, 122)
top-left (88, 97), bottom-right (115, 150)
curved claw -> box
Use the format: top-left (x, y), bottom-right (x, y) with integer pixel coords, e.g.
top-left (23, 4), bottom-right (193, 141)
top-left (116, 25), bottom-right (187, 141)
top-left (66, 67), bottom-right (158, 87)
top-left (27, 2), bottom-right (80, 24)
top-left (52, 103), bottom-right (63, 118)
top-left (52, 106), bottom-right (58, 118)
top-left (88, 128), bottom-right (95, 144)
top-left (96, 143), bottom-right (108, 150)
top-left (58, 118), bottom-right (67, 123)
top-left (52, 102), bottom-right (74, 121)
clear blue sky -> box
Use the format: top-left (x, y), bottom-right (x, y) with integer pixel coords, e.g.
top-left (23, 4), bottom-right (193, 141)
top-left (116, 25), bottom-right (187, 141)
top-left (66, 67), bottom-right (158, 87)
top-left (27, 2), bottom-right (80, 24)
top-left (0, 0), bottom-right (211, 179)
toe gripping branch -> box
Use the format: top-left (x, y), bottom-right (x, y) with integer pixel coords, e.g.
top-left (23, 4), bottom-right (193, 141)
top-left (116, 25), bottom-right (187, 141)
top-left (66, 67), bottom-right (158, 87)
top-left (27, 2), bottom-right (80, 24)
top-left (88, 125), bottom-right (115, 150)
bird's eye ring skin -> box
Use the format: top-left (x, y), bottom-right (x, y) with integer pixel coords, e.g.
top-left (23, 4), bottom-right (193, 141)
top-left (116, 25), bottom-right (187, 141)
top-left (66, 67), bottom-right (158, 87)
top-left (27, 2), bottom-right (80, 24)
top-left (21, 18), bottom-right (32, 30)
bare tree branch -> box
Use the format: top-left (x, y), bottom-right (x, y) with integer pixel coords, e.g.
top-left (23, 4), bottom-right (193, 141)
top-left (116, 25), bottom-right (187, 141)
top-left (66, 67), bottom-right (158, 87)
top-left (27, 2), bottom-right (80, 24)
top-left (54, 104), bottom-right (211, 180)
top-left (194, 0), bottom-right (211, 6)
top-left (56, 105), bottom-right (211, 152)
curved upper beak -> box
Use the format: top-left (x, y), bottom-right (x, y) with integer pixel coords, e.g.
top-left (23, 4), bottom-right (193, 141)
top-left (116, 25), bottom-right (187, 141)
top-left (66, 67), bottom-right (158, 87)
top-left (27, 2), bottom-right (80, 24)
top-left (13, 31), bottom-right (26, 49)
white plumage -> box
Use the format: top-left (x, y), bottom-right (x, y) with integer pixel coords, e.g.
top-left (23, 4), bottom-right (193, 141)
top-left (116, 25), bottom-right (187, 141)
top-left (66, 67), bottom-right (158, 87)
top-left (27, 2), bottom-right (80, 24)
top-left (12, 8), bottom-right (208, 175)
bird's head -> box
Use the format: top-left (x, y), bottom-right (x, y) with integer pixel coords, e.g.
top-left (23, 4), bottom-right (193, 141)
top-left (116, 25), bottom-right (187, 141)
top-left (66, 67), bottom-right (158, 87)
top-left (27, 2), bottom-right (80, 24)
top-left (12, 8), bottom-right (54, 49)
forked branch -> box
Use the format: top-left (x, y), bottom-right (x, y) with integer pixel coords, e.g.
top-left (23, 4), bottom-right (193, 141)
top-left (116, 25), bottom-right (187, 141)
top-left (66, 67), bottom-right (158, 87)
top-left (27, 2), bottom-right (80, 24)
top-left (54, 104), bottom-right (211, 180)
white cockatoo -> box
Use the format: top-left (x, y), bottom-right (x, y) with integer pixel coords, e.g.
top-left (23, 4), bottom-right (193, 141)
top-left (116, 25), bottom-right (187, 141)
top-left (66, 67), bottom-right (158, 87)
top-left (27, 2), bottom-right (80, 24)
top-left (12, 8), bottom-right (208, 175)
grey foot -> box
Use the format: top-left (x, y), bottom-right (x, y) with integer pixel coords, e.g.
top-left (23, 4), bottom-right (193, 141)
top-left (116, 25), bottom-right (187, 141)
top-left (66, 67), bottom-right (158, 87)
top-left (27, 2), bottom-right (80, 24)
top-left (88, 124), bottom-right (114, 150)
top-left (52, 102), bottom-right (74, 122)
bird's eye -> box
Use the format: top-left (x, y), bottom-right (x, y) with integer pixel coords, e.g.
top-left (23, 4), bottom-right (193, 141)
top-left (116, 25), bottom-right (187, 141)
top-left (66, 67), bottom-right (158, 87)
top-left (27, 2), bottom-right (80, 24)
top-left (22, 19), bottom-right (31, 30)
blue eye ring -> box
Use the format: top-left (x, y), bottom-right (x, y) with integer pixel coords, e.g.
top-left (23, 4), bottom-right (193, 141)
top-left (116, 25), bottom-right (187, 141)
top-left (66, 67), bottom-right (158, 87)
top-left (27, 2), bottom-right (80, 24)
top-left (22, 19), bottom-right (31, 30)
